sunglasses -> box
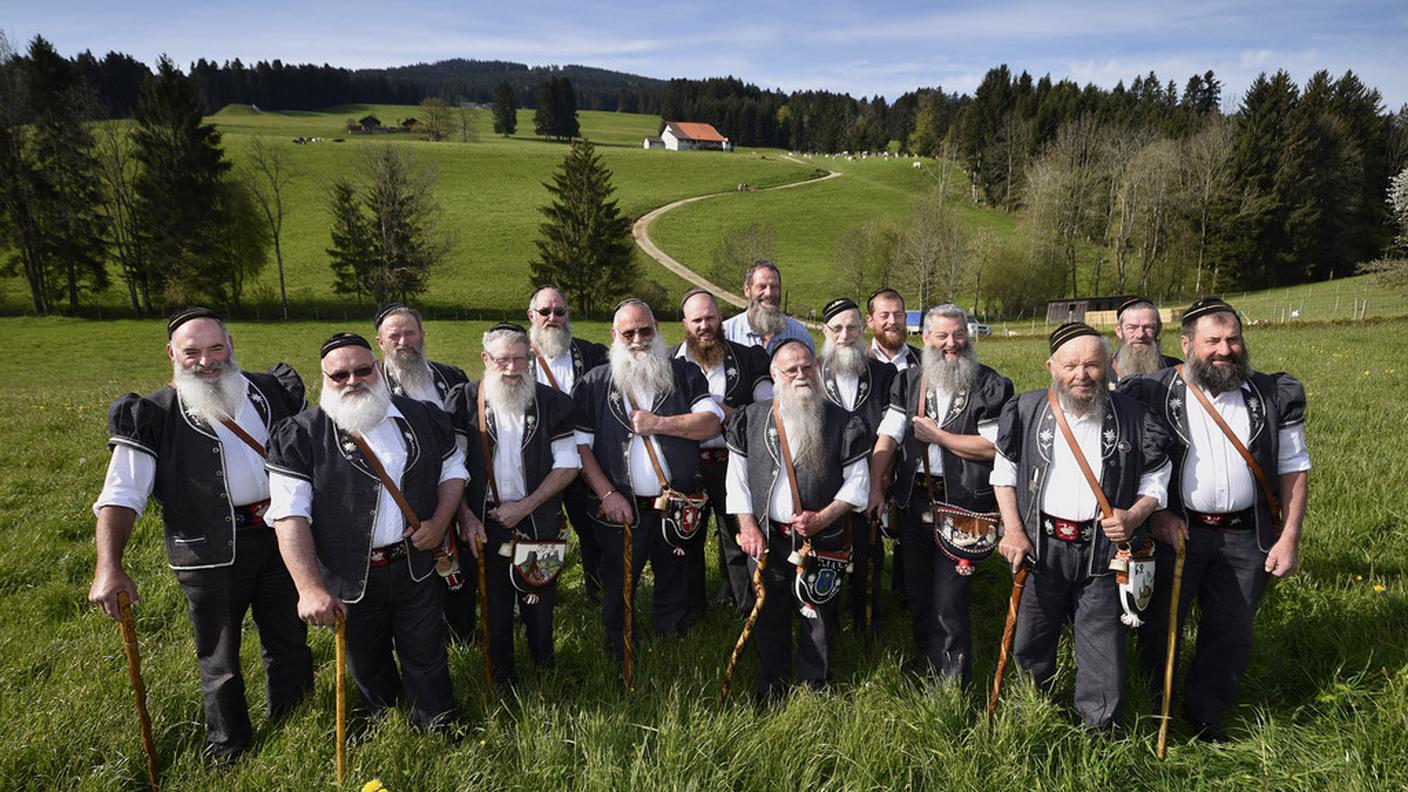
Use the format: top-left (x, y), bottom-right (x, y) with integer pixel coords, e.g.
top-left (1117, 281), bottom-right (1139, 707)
top-left (534, 307), bottom-right (567, 317)
top-left (323, 365), bottom-right (375, 383)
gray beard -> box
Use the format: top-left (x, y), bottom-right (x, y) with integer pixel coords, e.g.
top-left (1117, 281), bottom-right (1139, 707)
top-left (532, 323), bottom-right (572, 361)
top-left (778, 378), bottom-right (827, 475)
top-left (172, 355), bottom-right (246, 421)
top-left (385, 346), bottom-right (433, 393)
top-left (320, 376), bottom-right (392, 436)
top-left (609, 335), bottom-right (675, 403)
top-left (821, 339), bottom-right (868, 379)
top-left (483, 370), bottom-right (535, 416)
top-left (1114, 342), bottom-right (1164, 377)
top-left (746, 301), bottom-right (786, 339)
top-left (1186, 348), bottom-right (1251, 395)
top-left (922, 344), bottom-right (979, 395)
top-left (1054, 378), bottom-right (1109, 420)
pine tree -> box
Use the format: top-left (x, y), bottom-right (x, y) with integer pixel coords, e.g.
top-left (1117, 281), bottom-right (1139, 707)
top-left (491, 80), bottom-right (517, 136)
top-left (530, 139), bottom-right (634, 317)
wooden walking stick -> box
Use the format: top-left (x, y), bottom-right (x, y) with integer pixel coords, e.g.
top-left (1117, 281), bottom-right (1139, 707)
top-left (116, 592), bottom-right (159, 792)
top-left (987, 558), bottom-right (1033, 724)
top-left (1157, 540), bottom-right (1188, 760)
top-left (864, 511), bottom-right (879, 641)
top-left (717, 550), bottom-right (768, 708)
top-left (334, 611), bottom-right (347, 783)
top-left (622, 515), bottom-right (635, 692)
top-left (474, 532), bottom-right (493, 694)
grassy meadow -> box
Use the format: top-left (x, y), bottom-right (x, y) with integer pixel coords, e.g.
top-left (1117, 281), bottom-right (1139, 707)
top-left (1, 315), bottom-right (1404, 790)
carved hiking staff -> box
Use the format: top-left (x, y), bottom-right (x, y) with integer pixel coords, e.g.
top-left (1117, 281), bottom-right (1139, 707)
top-left (334, 611), bottom-right (347, 783)
top-left (717, 551), bottom-right (768, 708)
top-left (622, 515), bottom-right (635, 692)
top-left (987, 558), bottom-right (1034, 724)
top-left (865, 510), bottom-right (880, 640)
top-left (116, 592), bottom-right (159, 792)
top-left (1157, 540), bottom-right (1188, 760)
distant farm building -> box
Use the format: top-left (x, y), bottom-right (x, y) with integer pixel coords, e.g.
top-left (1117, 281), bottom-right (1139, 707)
top-left (643, 136), bottom-right (665, 150)
top-left (358, 115), bottom-right (382, 132)
top-left (654, 122), bottom-right (734, 152)
top-left (1045, 294), bottom-right (1178, 326)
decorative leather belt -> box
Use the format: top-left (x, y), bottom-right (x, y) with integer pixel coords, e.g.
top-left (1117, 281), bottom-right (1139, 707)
top-left (699, 448), bottom-right (729, 465)
top-left (770, 519), bottom-right (794, 536)
top-left (1041, 512), bottom-right (1096, 543)
top-left (1187, 508), bottom-right (1255, 530)
top-left (369, 542), bottom-right (408, 568)
top-left (233, 498), bottom-right (271, 531)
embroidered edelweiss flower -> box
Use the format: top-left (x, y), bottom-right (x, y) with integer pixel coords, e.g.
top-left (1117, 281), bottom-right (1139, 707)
top-left (1170, 397), bottom-right (1182, 409)
top-left (1039, 428), bottom-right (1054, 445)
top-left (342, 441), bottom-right (357, 453)
top-left (1104, 429), bottom-right (1117, 444)
top-left (726, 367), bottom-right (737, 378)
top-left (250, 391), bottom-right (264, 404)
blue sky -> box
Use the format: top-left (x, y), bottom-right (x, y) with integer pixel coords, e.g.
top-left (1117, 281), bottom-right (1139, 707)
top-left (8, 0), bottom-right (1406, 108)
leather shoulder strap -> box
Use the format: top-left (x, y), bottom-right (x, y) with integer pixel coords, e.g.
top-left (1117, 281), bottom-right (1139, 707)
top-left (1046, 388), bottom-right (1114, 519)
top-left (1175, 365), bottom-right (1283, 525)
top-left (624, 390), bottom-right (671, 492)
top-left (349, 433), bottom-right (421, 529)
top-left (533, 346), bottom-right (562, 392)
top-left (916, 375), bottom-right (942, 505)
top-left (476, 386), bottom-right (502, 506)
top-left (219, 417), bottom-right (266, 458)
top-left (770, 398), bottom-right (803, 516)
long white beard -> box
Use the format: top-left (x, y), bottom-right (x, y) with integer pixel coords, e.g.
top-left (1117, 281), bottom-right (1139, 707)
top-left (1114, 342), bottom-right (1163, 376)
top-left (321, 375), bottom-right (392, 436)
top-left (531, 323), bottom-right (572, 361)
top-left (1054, 378), bottom-right (1109, 420)
top-left (483, 369), bottom-right (535, 416)
top-left (172, 355), bottom-right (246, 421)
top-left (385, 346), bottom-right (433, 393)
top-left (778, 377), bottom-right (826, 475)
top-left (922, 343), bottom-right (979, 395)
top-left (821, 338), bottom-right (868, 379)
top-left (610, 335), bottom-right (675, 403)
top-left (746, 301), bottom-right (786, 338)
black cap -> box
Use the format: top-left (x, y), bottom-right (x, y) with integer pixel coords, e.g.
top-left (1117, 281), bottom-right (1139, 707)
top-left (374, 303), bottom-right (420, 328)
top-left (1116, 296), bottom-right (1153, 318)
top-left (822, 297), bottom-right (859, 324)
top-left (1048, 322), bottom-right (1102, 354)
top-left (167, 306), bottom-right (221, 337)
top-left (769, 337), bottom-right (812, 360)
top-left (321, 332), bottom-right (373, 358)
top-left (867, 287), bottom-right (903, 309)
top-left (1181, 297), bottom-right (1236, 326)
top-left (487, 321), bottom-right (527, 335)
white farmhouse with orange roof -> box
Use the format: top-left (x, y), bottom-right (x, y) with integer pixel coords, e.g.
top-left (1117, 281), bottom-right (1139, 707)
top-left (644, 121), bottom-right (734, 152)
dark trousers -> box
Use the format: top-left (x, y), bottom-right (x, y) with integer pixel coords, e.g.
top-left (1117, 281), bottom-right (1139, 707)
top-left (889, 508), bottom-right (908, 603)
top-left (702, 457), bottom-right (752, 614)
top-left (593, 508), bottom-right (688, 660)
top-left (565, 482), bottom-right (602, 598)
top-left (847, 511), bottom-right (884, 632)
top-left (173, 527), bottom-right (312, 757)
top-left (899, 498), bottom-right (973, 685)
top-left (345, 558), bottom-right (454, 729)
top-left (1013, 536), bottom-right (1125, 728)
top-left (750, 529), bottom-right (838, 699)
top-left (1137, 525), bottom-right (1271, 729)
top-left (485, 524), bottom-right (558, 683)
top-left (442, 545), bottom-right (478, 643)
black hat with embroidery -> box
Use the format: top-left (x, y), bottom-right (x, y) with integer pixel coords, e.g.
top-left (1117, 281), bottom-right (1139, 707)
top-left (1048, 322), bottom-right (1102, 354)
top-left (769, 336), bottom-right (813, 360)
top-left (822, 297), bottom-right (860, 324)
top-left (488, 321), bottom-right (527, 335)
top-left (1116, 296), bottom-right (1154, 319)
top-left (320, 332), bottom-right (373, 358)
top-left (1180, 297), bottom-right (1236, 326)
top-left (167, 306), bottom-right (222, 337)
top-left (373, 303), bottom-right (416, 328)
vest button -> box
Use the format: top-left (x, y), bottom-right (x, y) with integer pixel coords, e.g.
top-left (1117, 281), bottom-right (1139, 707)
top-left (212, 446), bottom-right (220, 453)
top-left (219, 493), bottom-right (227, 499)
top-left (215, 470), bottom-right (223, 478)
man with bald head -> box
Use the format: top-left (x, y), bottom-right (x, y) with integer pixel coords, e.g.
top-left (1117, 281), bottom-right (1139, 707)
top-left (1110, 297), bottom-right (1181, 383)
top-left (673, 288), bottom-right (772, 614)
top-left (573, 299), bottom-right (723, 664)
top-left (89, 307), bottom-right (313, 765)
top-left (992, 322), bottom-right (1172, 729)
top-left (267, 333), bottom-right (468, 731)
top-left (1118, 299), bottom-right (1310, 741)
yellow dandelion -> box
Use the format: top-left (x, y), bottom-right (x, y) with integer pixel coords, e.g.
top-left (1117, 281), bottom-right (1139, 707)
top-left (1355, 575), bottom-right (1363, 581)
top-left (1374, 584), bottom-right (1386, 593)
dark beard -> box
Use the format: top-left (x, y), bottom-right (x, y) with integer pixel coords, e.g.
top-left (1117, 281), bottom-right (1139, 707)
top-left (686, 333), bottom-right (725, 370)
top-left (1114, 342), bottom-right (1163, 376)
top-left (746, 301), bottom-right (785, 338)
top-left (1187, 347), bottom-right (1251, 394)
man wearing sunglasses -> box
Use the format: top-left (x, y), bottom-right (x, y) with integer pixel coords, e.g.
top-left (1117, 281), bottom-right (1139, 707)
top-left (89, 307), bottom-right (313, 766)
top-left (573, 299), bottom-right (723, 666)
top-left (267, 333), bottom-right (468, 732)
top-left (526, 285), bottom-right (609, 601)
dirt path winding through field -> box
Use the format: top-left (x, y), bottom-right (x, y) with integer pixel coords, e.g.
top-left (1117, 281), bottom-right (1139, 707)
top-left (631, 159), bottom-right (840, 308)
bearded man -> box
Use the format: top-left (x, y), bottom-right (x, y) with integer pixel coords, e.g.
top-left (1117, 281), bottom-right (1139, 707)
top-left (573, 300), bottom-right (723, 664)
top-left (375, 304), bottom-right (469, 407)
top-left (445, 323), bottom-right (580, 687)
top-left (526, 285), bottom-right (609, 601)
top-left (817, 298), bottom-right (895, 633)
top-left (721, 260), bottom-right (815, 354)
top-left (1118, 298), bottom-right (1310, 742)
top-left (89, 307), bottom-right (313, 765)
top-left (866, 287), bottom-right (920, 605)
top-left (266, 333), bottom-right (467, 731)
top-left (726, 339), bottom-right (871, 700)
top-left (992, 323), bottom-right (1172, 729)
top-left (1110, 297), bottom-right (1181, 383)
top-left (672, 288), bottom-right (772, 615)
top-left (870, 303), bottom-right (1013, 685)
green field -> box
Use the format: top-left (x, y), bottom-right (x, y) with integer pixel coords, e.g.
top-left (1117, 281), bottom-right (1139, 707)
top-left (1, 316), bottom-right (1404, 790)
